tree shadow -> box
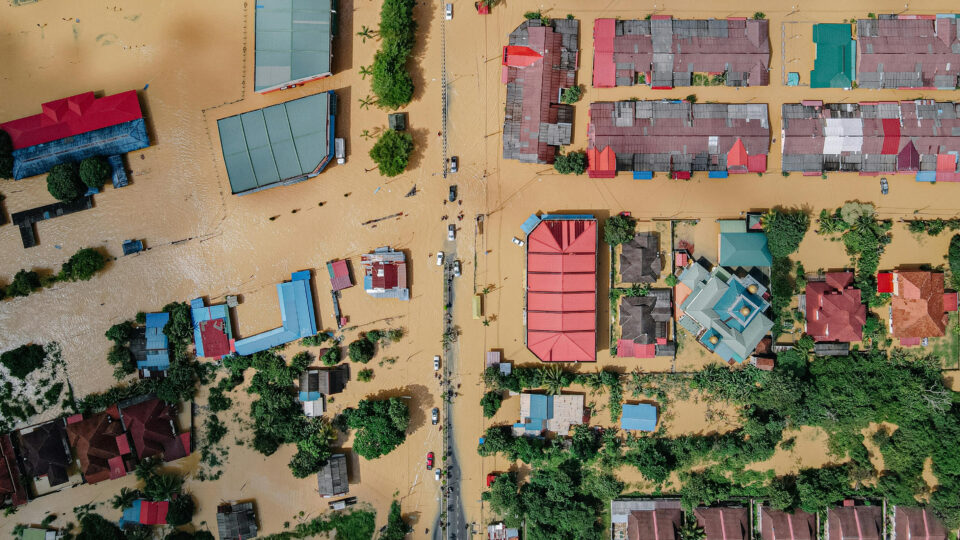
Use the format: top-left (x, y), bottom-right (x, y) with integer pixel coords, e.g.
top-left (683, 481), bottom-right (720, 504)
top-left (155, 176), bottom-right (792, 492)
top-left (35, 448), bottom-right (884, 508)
top-left (405, 127), bottom-right (430, 173)
top-left (407, 0), bottom-right (434, 103)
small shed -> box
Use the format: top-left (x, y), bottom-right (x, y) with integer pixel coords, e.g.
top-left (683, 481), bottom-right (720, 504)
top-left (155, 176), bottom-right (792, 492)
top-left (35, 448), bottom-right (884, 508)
top-left (621, 403), bottom-right (657, 431)
top-left (317, 454), bottom-right (349, 497)
top-left (327, 259), bottom-right (353, 291)
top-left (217, 501), bottom-right (258, 540)
top-left (388, 113), bottom-right (407, 131)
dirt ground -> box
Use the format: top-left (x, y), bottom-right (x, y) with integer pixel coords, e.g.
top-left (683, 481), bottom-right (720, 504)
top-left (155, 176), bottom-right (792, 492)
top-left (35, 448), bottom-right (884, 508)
top-left (4, 0), bottom-right (960, 537)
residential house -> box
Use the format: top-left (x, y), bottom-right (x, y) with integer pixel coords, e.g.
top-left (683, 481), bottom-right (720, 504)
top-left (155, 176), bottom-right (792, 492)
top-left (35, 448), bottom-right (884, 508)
top-left (327, 259), bottom-right (353, 291)
top-left (526, 216), bottom-right (597, 362)
top-left (695, 507), bottom-right (750, 540)
top-left (19, 528), bottom-right (65, 540)
top-left (593, 17), bottom-right (770, 88)
top-left (0, 433), bottom-right (27, 507)
top-left (893, 506), bottom-right (947, 540)
top-left (880, 270), bottom-right (954, 345)
top-left (502, 18), bottom-right (579, 164)
top-left (118, 396), bottom-right (190, 462)
top-left (621, 404), bottom-right (658, 432)
top-left (617, 289), bottom-right (675, 359)
top-left (718, 219), bottom-right (772, 268)
top-left (677, 261), bottom-right (774, 363)
top-left (65, 405), bottom-right (135, 484)
top-left (298, 368), bottom-right (344, 417)
top-left (16, 420), bottom-right (73, 492)
top-left (361, 247), bottom-right (410, 301)
top-left (120, 499), bottom-right (169, 527)
top-left (488, 523), bottom-right (520, 540)
top-left (513, 393), bottom-right (584, 436)
top-left (587, 101), bottom-right (769, 178)
top-left (217, 501), bottom-right (259, 540)
top-left (828, 505), bottom-right (882, 540)
top-left (760, 507), bottom-right (817, 540)
top-left (610, 499), bottom-right (683, 540)
top-left (316, 453), bottom-right (349, 497)
top-left (189, 298), bottom-right (235, 359)
top-left (234, 271), bottom-right (319, 356)
top-left (810, 24), bottom-right (856, 88)
top-left (620, 232), bottom-right (662, 283)
top-left (805, 272), bottom-right (867, 343)
top-left (857, 16), bottom-right (960, 90)
top-left (135, 312), bottom-right (171, 378)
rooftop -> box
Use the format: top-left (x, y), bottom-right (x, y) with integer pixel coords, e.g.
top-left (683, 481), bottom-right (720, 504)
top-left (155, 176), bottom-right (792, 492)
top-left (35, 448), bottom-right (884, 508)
top-left (695, 507), bottom-right (750, 540)
top-left (361, 247), bottom-right (410, 300)
top-left (620, 232), bottom-right (662, 283)
top-left (316, 453), bottom-right (349, 497)
top-left (617, 289), bottom-right (673, 359)
top-left (526, 216), bottom-right (597, 362)
top-left (217, 501), bottom-right (259, 540)
top-left (828, 505), bottom-right (882, 540)
top-left (514, 393), bottom-right (584, 435)
top-left (139, 312), bottom-right (171, 373)
top-left (326, 259), bottom-right (353, 291)
top-left (857, 16), bottom-right (960, 90)
top-left (254, 0), bottom-right (334, 93)
top-left (64, 405), bottom-right (134, 484)
top-left (811, 24), bottom-right (856, 88)
top-left (218, 91), bottom-right (335, 195)
top-left (0, 434), bottom-right (27, 507)
top-left (894, 506), bottom-right (947, 540)
top-left (234, 270), bottom-right (319, 356)
top-left (16, 420), bottom-right (72, 487)
top-left (760, 507), bottom-right (817, 540)
top-left (119, 396), bottom-right (190, 462)
top-left (890, 271), bottom-right (948, 339)
top-left (719, 231), bottom-right (772, 267)
top-left (621, 403), bottom-right (658, 431)
top-left (189, 298), bottom-right (234, 358)
top-left (805, 272), bottom-right (867, 343)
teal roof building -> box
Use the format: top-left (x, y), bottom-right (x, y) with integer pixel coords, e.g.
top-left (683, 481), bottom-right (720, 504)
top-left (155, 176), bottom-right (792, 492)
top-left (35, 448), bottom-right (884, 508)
top-left (719, 233), bottom-right (772, 267)
top-left (621, 404), bottom-right (657, 431)
top-left (255, 0), bottom-right (335, 93)
top-left (217, 91), bottom-right (336, 195)
top-left (811, 24), bottom-right (856, 88)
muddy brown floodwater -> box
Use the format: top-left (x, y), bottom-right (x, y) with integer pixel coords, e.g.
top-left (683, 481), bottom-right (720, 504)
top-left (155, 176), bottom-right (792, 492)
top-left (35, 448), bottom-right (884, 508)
top-left (2, 0), bottom-right (960, 537)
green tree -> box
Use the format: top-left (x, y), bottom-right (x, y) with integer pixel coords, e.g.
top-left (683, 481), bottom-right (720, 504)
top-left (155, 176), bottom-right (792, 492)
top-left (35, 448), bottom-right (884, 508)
top-left (481, 391), bottom-right (503, 418)
top-left (77, 513), bottom-right (125, 540)
top-left (763, 209), bottom-right (810, 258)
top-left (46, 162), bottom-right (85, 201)
top-left (321, 346), bottom-right (341, 366)
top-left (105, 320), bottom-right (137, 344)
top-left (753, 12), bottom-right (766, 19)
top-left (357, 368), bottom-right (374, 382)
top-left (348, 337), bottom-right (376, 364)
top-left (110, 487), bottom-right (139, 510)
top-left (678, 515), bottom-right (707, 540)
top-left (107, 343), bottom-right (137, 380)
top-left (542, 364), bottom-right (566, 395)
top-left (0, 343), bottom-right (46, 379)
top-left (604, 214), bottom-right (636, 246)
top-left (570, 425), bottom-right (602, 462)
top-left (369, 129), bottom-right (414, 177)
top-left (949, 235), bottom-right (960, 289)
top-left (6, 269), bottom-right (40, 297)
top-left (686, 94), bottom-right (698, 103)
top-left (79, 156), bottom-right (111, 189)
top-left (483, 473), bottom-right (523, 528)
top-left (345, 397), bottom-right (409, 459)
top-left (665, 274), bottom-right (679, 287)
top-left (143, 473), bottom-right (183, 501)
top-left (560, 84), bottom-right (584, 104)
top-left (553, 150), bottom-right (587, 175)
top-left (59, 248), bottom-right (106, 281)
top-left (165, 494), bottom-right (195, 527)
top-left (380, 500), bottom-right (413, 540)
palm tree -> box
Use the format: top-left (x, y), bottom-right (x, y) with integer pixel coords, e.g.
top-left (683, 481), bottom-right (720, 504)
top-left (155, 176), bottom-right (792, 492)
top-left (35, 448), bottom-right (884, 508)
top-left (542, 364), bottom-right (566, 396)
top-left (111, 487), bottom-right (139, 510)
top-left (359, 95), bottom-right (378, 110)
top-left (678, 516), bottom-right (707, 540)
top-left (356, 25), bottom-right (379, 43)
top-left (133, 456), bottom-right (159, 482)
top-left (315, 418), bottom-right (337, 445)
top-left (144, 473), bottom-right (184, 502)
top-left (359, 65), bottom-right (373, 80)
top-left (482, 318), bottom-right (491, 327)
top-left (482, 286), bottom-right (493, 295)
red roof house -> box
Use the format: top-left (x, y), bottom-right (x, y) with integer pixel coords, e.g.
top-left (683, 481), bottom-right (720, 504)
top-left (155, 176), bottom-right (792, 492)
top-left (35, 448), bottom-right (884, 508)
top-left (199, 319), bottom-right (232, 358)
top-left (65, 405), bottom-right (135, 484)
top-left (760, 507), bottom-right (816, 540)
top-left (626, 506), bottom-right (683, 540)
top-left (894, 507), bottom-right (947, 540)
top-left (327, 259), bottom-right (353, 291)
top-left (0, 91), bottom-right (144, 150)
top-left (140, 500), bottom-right (170, 525)
top-left (0, 434), bottom-right (27, 507)
top-left (805, 272), bottom-right (867, 343)
top-left (120, 397), bottom-right (191, 462)
top-left (828, 506), bottom-right (882, 540)
top-left (889, 271), bottom-right (948, 341)
top-left (695, 507), bottom-right (750, 540)
top-left (526, 217), bottom-right (597, 362)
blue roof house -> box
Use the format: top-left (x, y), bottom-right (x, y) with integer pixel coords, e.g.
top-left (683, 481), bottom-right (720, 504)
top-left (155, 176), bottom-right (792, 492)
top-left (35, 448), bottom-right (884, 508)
top-left (190, 298), bottom-right (234, 358)
top-left (234, 270), bottom-right (318, 356)
top-left (621, 404), bottom-right (658, 431)
top-left (139, 313), bottom-right (170, 375)
top-left (719, 232), bottom-right (772, 267)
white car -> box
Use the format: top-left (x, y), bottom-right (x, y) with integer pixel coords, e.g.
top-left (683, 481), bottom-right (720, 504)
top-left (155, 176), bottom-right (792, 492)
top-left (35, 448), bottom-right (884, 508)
top-left (512, 237), bottom-right (525, 247)
top-left (436, 251), bottom-right (444, 266)
top-left (435, 469), bottom-right (442, 481)
top-left (448, 224), bottom-right (456, 241)
top-left (445, 3), bottom-right (452, 20)
top-left (453, 260), bottom-right (461, 277)
top-left (433, 355), bottom-right (441, 371)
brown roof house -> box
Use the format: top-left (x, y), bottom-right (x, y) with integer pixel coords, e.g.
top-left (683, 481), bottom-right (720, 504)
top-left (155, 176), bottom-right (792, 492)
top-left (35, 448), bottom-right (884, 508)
top-left (760, 507), bottom-right (817, 540)
top-left (893, 507), bottom-right (947, 540)
top-left (217, 501), bottom-right (258, 540)
top-left (0, 433), bottom-right (27, 507)
top-left (316, 453), bottom-right (349, 497)
top-left (16, 419), bottom-right (73, 491)
top-left (610, 499), bottom-right (683, 540)
top-left (694, 507), bottom-right (750, 540)
top-left (857, 16), bottom-right (960, 89)
top-left (804, 272), bottom-right (867, 343)
top-left (620, 233), bottom-right (663, 283)
top-left (502, 18), bottom-right (579, 164)
top-left (828, 505), bottom-right (882, 540)
top-left (888, 271), bottom-right (950, 345)
top-left (65, 405), bottom-right (135, 484)
top-left (617, 289), bottom-right (675, 359)
top-left (119, 396), bottom-right (190, 462)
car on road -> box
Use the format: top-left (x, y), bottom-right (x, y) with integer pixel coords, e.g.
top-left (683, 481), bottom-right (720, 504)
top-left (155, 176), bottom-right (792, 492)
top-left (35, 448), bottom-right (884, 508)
top-left (445, 3), bottom-right (452, 19)
top-left (434, 355), bottom-right (440, 370)
top-left (453, 260), bottom-right (461, 277)
top-left (881, 177), bottom-right (889, 195)
top-left (435, 469), bottom-right (442, 481)
top-left (449, 185), bottom-right (457, 202)
top-left (449, 156), bottom-right (458, 173)
top-left (436, 251), bottom-right (444, 266)
top-left (512, 237), bottom-right (525, 247)
top-left (426, 452), bottom-right (434, 470)
top-left (431, 407), bottom-right (439, 425)
top-left (448, 224), bottom-right (456, 241)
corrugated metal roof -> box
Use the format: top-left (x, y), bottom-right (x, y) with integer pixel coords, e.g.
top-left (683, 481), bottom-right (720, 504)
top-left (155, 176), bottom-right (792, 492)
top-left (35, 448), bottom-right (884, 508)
top-left (254, 0), bottom-right (333, 92)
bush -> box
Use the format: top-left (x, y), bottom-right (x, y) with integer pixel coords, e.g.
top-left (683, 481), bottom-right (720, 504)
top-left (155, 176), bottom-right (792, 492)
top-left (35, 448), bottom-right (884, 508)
top-left (46, 162), bottom-right (85, 201)
top-left (79, 156), bottom-right (111, 189)
top-left (553, 151), bottom-right (587, 175)
top-left (560, 84), bottom-right (583, 104)
top-left (604, 215), bottom-right (636, 246)
top-left (0, 129), bottom-right (13, 179)
top-left (58, 248), bottom-right (107, 282)
top-left (321, 346), bottom-right (341, 366)
top-left (165, 494), bottom-right (195, 526)
top-left (665, 274), bottom-right (678, 287)
top-left (358, 368), bottom-right (374, 382)
top-left (348, 338), bottom-right (376, 364)
top-left (481, 391), bottom-right (503, 418)
top-left (369, 129), bottom-right (414, 177)
top-left (0, 344), bottom-right (46, 379)
top-left (6, 269), bottom-right (40, 297)
top-left (685, 94), bottom-right (698, 103)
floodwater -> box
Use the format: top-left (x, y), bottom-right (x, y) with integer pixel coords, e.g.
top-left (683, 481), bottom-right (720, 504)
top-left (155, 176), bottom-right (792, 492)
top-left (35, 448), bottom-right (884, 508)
top-left (3, 0), bottom-right (960, 537)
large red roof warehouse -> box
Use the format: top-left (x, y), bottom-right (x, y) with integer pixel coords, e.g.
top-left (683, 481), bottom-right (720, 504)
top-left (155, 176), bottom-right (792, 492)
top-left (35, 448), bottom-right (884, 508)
top-left (526, 217), bottom-right (597, 362)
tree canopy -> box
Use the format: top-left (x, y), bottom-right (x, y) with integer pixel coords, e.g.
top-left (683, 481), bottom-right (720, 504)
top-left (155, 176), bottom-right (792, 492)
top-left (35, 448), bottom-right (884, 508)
top-left (343, 397), bottom-right (409, 459)
top-left (553, 150), bottom-right (587, 175)
top-left (0, 343), bottom-right (46, 379)
top-left (79, 156), bottom-right (111, 189)
top-left (763, 208), bottom-right (810, 259)
top-left (369, 129), bottom-right (414, 177)
top-left (603, 214), bottom-right (636, 246)
top-left (348, 336), bottom-right (376, 363)
top-left (379, 500), bottom-right (413, 540)
top-left (46, 162), bottom-right (85, 201)
top-left (371, 0), bottom-right (416, 109)
top-left (58, 247), bottom-right (107, 281)
top-left (6, 269), bottom-right (40, 297)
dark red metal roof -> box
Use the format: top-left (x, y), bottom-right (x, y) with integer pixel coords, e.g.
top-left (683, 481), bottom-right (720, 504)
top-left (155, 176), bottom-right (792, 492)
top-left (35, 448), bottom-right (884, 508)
top-left (199, 319), bottom-right (231, 358)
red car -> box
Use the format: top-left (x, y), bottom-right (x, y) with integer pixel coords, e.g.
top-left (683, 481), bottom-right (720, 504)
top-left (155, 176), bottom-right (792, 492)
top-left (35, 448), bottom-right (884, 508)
top-left (426, 452), bottom-right (435, 470)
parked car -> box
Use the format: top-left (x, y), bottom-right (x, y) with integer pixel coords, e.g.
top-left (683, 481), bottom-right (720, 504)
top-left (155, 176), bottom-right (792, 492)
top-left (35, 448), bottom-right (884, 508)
top-left (448, 224), bottom-right (456, 241)
top-left (445, 3), bottom-right (453, 19)
top-left (431, 407), bottom-right (440, 425)
top-left (435, 469), bottom-right (442, 481)
top-left (335, 138), bottom-right (345, 164)
top-left (433, 355), bottom-right (441, 371)
top-left (426, 452), bottom-right (434, 470)
top-left (449, 156), bottom-right (458, 173)
top-left (449, 185), bottom-right (457, 202)
top-left (453, 260), bottom-right (461, 277)
top-left (881, 177), bottom-right (889, 195)
top-left (512, 237), bottom-right (525, 247)
top-left (436, 251), bottom-right (444, 266)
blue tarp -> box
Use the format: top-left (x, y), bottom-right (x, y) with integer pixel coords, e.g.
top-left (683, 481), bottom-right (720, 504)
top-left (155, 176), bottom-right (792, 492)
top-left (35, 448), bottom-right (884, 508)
top-left (11, 119), bottom-right (149, 180)
top-left (520, 214), bottom-right (542, 235)
top-left (621, 404), bottom-right (657, 431)
top-left (633, 171), bottom-right (653, 180)
top-left (708, 171), bottom-right (729, 178)
top-left (916, 171), bottom-right (937, 182)
top-left (234, 271), bottom-right (318, 356)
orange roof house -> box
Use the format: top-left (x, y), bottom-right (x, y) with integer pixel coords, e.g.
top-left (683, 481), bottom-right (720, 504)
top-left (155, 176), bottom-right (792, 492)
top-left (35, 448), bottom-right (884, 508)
top-left (888, 271), bottom-right (948, 342)
top-left (805, 272), bottom-right (867, 343)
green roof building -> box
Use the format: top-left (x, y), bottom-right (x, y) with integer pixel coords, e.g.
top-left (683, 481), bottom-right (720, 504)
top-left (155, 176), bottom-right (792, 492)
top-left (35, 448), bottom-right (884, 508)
top-left (217, 91), bottom-right (337, 195)
top-left (255, 0), bottom-right (335, 93)
top-left (811, 24), bottom-right (856, 88)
